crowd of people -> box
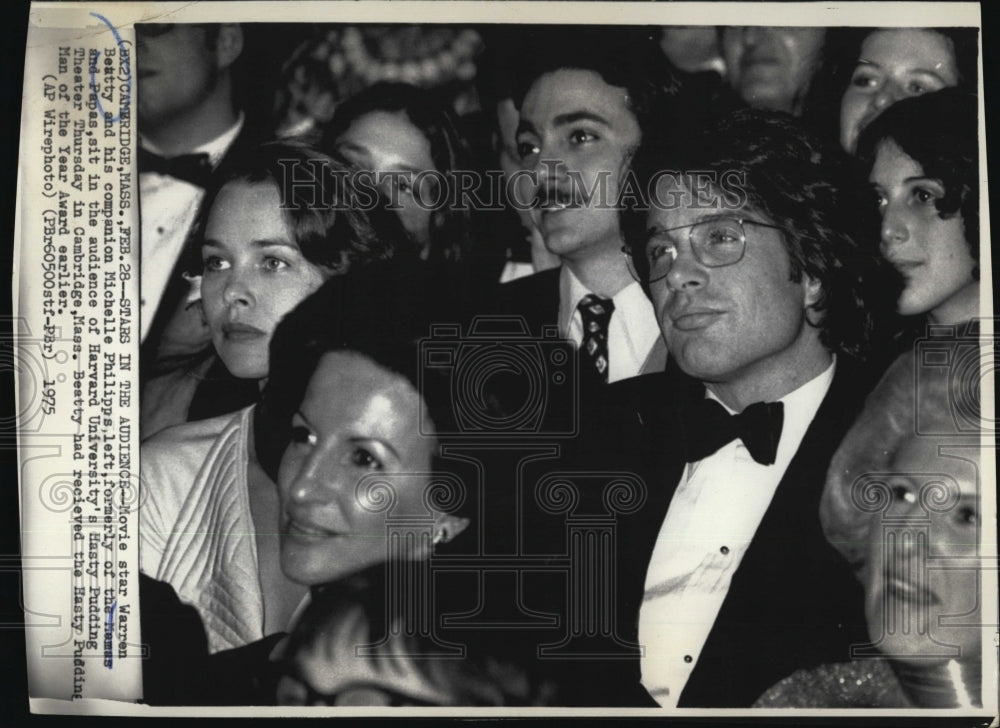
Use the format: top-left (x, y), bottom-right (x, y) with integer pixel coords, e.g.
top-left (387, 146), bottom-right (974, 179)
top-left (134, 23), bottom-right (987, 708)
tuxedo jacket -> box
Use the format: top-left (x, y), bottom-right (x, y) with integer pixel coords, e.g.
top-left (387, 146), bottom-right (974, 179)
top-left (560, 357), bottom-right (874, 707)
top-left (488, 266), bottom-right (668, 376)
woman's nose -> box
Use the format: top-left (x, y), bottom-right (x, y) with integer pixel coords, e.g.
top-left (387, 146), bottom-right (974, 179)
top-left (872, 81), bottom-right (905, 112)
top-left (223, 269), bottom-right (254, 307)
top-left (288, 453), bottom-right (341, 505)
top-left (880, 205), bottom-right (910, 253)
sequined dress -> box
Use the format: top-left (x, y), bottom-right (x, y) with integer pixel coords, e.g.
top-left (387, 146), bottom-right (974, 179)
top-left (754, 660), bottom-right (909, 708)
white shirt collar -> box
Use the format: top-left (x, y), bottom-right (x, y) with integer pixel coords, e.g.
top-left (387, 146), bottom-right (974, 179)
top-left (558, 263), bottom-right (656, 339)
top-left (557, 264), bottom-right (662, 382)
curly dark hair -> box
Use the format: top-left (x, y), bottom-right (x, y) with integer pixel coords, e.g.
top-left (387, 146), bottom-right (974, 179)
top-left (186, 139), bottom-right (406, 275)
top-left (509, 26), bottom-right (682, 138)
top-left (622, 109), bottom-right (893, 359)
top-left (320, 82), bottom-right (474, 264)
top-left (855, 87), bottom-right (979, 266)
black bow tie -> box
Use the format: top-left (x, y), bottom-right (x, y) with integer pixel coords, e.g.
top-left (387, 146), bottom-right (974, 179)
top-left (138, 147), bottom-right (214, 187)
top-left (682, 399), bottom-right (784, 466)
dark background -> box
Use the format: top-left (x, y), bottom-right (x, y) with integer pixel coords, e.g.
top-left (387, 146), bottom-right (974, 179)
top-left (0, 1), bottom-right (996, 726)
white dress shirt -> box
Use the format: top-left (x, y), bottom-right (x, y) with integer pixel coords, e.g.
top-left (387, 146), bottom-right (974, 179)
top-left (139, 115), bottom-right (244, 342)
top-left (558, 264), bottom-right (661, 383)
top-left (638, 358), bottom-right (836, 706)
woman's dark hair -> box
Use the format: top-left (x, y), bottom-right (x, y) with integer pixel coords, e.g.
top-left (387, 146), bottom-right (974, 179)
top-left (186, 139), bottom-right (407, 275)
top-left (254, 262), bottom-right (500, 486)
top-left (856, 87), bottom-right (979, 264)
top-left (320, 82), bottom-right (475, 264)
top-left (622, 108), bottom-right (895, 360)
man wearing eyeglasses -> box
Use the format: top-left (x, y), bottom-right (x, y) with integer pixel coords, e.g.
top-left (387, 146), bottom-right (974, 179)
top-left (580, 109), bottom-right (882, 707)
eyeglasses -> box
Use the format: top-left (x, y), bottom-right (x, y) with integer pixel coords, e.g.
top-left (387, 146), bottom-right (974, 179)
top-left (622, 218), bottom-right (785, 284)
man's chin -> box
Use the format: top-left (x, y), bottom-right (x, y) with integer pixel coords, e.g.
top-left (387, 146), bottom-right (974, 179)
top-left (669, 339), bottom-right (736, 381)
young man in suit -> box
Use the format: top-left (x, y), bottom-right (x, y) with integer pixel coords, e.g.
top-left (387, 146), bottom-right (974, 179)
top-left (490, 29), bottom-right (680, 387)
top-left (587, 109), bottom-right (886, 707)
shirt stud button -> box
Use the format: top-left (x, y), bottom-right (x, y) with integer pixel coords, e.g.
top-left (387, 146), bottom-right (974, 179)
top-left (720, 545), bottom-right (730, 555)
top-left (684, 655), bottom-right (693, 663)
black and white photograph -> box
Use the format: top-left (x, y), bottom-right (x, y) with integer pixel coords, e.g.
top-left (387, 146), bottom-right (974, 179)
top-left (8, 1), bottom-right (997, 718)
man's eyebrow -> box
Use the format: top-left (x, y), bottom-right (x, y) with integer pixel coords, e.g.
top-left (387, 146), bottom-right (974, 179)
top-left (646, 214), bottom-right (735, 237)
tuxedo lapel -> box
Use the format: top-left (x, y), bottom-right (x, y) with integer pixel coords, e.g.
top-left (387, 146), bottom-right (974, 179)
top-left (639, 336), bottom-right (668, 376)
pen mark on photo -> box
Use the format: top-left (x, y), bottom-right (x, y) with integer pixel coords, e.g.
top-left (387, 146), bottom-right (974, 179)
top-left (88, 13), bottom-right (131, 123)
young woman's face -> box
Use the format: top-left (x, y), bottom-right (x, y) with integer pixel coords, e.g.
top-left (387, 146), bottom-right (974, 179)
top-left (335, 110), bottom-right (438, 252)
top-left (863, 440), bottom-right (981, 665)
top-left (840, 29), bottom-right (959, 153)
top-left (277, 351), bottom-right (438, 586)
top-left (201, 180), bottom-right (328, 379)
top-left (870, 140), bottom-right (977, 322)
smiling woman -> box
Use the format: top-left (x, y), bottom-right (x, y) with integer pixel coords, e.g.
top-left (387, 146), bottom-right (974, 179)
top-left (837, 28), bottom-right (976, 154)
top-left (255, 264), bottom-right (476, 586)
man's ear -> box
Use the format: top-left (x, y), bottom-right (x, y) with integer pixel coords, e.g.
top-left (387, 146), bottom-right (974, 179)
top-left (803, 274), bottom-right (824, 321)
top-left (215, 24), bottom-right (244, 71)
top-left (802, 273), bottom-right (822, 305)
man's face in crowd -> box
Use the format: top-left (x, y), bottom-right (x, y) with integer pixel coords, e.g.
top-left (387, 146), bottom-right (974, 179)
top-left (644, 180), bottom-right (822, 388)
top-left (721, 27), bottom-right (826, 115)
top-left (136, 24), bottom-right (227, 130)
top-left (515, 69), bottom-right (641, 262)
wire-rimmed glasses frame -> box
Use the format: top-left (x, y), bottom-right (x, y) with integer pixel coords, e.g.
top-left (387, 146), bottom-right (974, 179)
top-left (622, 218), bottom-right (786, 284)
